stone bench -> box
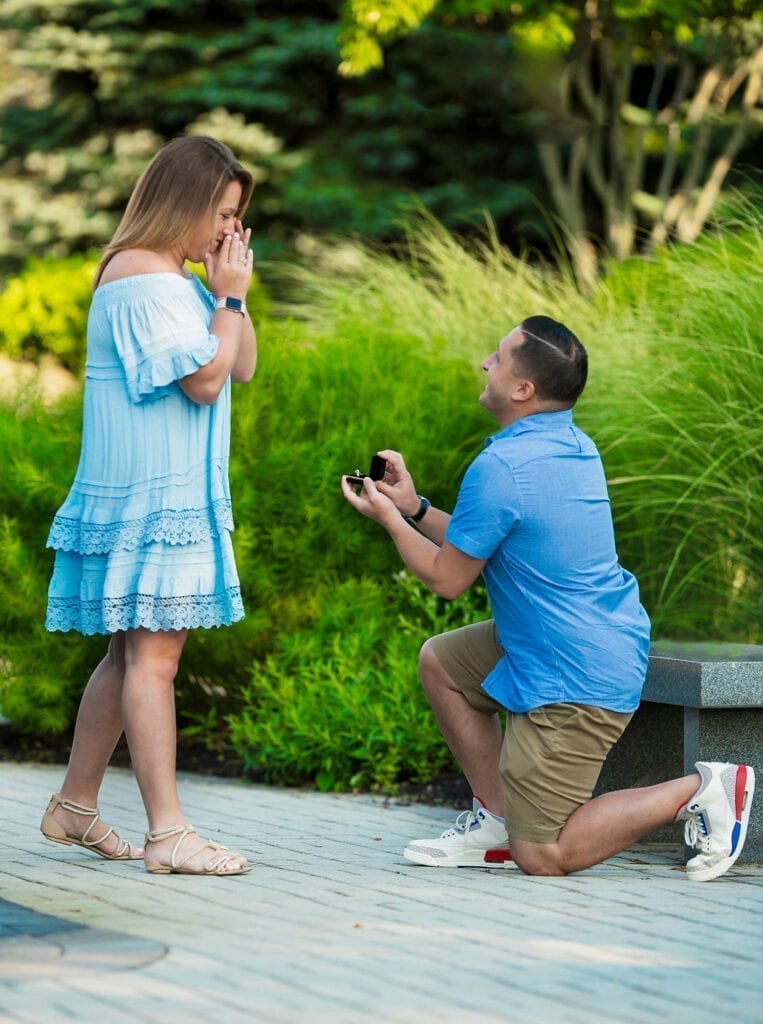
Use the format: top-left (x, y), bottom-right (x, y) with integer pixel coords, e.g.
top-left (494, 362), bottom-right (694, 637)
top-left (595, 641), bottom-right (763, 863)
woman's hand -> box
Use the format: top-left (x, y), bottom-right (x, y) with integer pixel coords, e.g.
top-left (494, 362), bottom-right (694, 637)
top-left (205, 219), bottom-right (253, 300)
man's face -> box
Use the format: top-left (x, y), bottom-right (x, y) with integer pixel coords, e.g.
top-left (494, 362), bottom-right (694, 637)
top-left (479, 326), bottom-right (528, 423)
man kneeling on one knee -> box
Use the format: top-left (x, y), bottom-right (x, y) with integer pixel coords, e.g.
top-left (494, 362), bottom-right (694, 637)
top-left (341, 315), bottom-right (754, 881)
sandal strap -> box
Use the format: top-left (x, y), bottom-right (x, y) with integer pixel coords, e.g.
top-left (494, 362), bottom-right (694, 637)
top-left (81, 820), bottom-right (115, 848)
top-left (49, 793), bottom-right (135, 858)
top-left (145, 823), bottom-right (197, 870)
top-left (145, 823), bottom-right (196, 845)
top-left (201, 850), bottom-right (235, 873)
top-left (55, 795), bottom-right (99, 817)
top-left (144, 823), bottom-right (233, 872)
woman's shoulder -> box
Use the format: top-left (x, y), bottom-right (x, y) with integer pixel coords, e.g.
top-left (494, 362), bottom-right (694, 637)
top-left (98, 249), bottom-right (187, 287)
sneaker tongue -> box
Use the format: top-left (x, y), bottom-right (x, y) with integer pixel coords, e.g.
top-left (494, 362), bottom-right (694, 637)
top-left (472, 796), bottom-right (485, 814)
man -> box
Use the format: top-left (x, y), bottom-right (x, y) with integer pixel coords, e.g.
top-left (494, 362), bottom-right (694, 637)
top-left (341, 315), bottom-right (754, 880)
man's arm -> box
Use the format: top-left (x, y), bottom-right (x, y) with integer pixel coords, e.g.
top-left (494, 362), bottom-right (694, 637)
top-left (341, 474), bottom-right (485, 600)
top-left (386, 521), bottom-right (485, 600)
top-left (405, 505), bottom-right (450, 547)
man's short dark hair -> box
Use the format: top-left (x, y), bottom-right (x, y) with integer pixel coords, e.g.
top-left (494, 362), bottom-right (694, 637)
top-left (513, 315), bottom-right (588, 404)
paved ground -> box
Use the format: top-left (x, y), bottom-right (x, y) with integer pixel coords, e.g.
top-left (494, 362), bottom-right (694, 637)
top-left (0, 762), bottom-right (761, 1024)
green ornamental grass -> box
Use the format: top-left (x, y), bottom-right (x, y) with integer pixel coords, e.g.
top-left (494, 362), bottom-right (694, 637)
top-left (0, 211), bottom-right (760, 789)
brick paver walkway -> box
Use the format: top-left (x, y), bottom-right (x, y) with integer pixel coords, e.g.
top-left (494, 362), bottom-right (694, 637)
top-left (1, 763), bottom-right (761, 1023)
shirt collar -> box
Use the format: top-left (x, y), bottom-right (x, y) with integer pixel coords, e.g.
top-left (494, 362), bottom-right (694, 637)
top-left (485, 408), bottom-right (574, 447)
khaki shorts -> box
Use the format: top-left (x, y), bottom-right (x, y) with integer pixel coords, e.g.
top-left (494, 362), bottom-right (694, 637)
top-left (428, 620), bottom-right (633, 844)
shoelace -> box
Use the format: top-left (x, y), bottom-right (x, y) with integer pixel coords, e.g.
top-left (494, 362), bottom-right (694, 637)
top-left (685, 814), bottom-right (711, 853)
top-left (444, 809), bottom-right (479, 837)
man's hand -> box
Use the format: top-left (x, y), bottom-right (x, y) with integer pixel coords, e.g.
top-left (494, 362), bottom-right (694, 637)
top-left (373, 449), bottom-right (420, 518)
top-left (341, 449), bottom-right (484, 599)
top-left (341, 475), bottom-right (400, 527)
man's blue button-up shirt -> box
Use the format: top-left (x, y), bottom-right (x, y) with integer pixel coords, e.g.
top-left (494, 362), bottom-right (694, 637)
top-left (446, 409), bottom-right (650, 714)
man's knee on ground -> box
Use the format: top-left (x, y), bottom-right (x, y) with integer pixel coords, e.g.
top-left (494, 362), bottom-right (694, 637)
top-left (509, 837), bottom-right (568, 877)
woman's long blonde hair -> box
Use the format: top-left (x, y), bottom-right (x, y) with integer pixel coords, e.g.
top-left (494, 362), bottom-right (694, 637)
top-left (94, 135), bottom-right (254, 288)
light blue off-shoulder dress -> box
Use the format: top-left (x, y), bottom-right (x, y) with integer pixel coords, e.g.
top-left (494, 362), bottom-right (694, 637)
top-left (45, 272), bottom-right (245, 635)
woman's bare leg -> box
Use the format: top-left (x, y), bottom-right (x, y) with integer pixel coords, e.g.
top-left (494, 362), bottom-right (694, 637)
top-left (121, 627), bottom-right (185, 829)
top-left (122, 627), bottom-right (246, 872)
top-left (50, 632), bottom-right (136, 856)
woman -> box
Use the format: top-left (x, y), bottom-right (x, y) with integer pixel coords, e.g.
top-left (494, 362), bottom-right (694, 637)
top-left (41, 135), bottom-right (256, 876)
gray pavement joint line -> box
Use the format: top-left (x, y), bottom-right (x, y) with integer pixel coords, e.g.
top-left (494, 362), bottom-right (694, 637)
top-left (53, 967), bottom-right (301, 1022)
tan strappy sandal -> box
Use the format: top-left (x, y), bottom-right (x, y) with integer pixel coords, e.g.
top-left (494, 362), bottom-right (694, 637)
top-left (144, 823), bottom-right (251, 876)
top-left (40, 793), bottom-right (143, 861)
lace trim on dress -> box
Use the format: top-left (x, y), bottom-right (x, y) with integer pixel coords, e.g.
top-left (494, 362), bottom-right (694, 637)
top-left (45, 588), bottom-right (245, 636)
top-left (47, 500), bottom-right (234, 554)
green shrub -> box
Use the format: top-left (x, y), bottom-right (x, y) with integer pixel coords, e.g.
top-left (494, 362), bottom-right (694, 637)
top-left (0, 392), bottom-right (106, 731)
top-left (2, 214), bottom-right (761, 796)
top-left (227, 573), bottom-right (489, 791)
top-left (0, 254), bottom-right (98, 374)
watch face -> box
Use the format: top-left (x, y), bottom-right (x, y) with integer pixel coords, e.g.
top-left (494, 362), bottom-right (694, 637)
top-left (226, 297), bottom-right (243, 312)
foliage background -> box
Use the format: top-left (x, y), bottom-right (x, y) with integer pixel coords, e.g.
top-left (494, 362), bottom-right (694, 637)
top-left (0, 0), bottom-right (541, 273)
top-left (1, 0), bottom-right (761, 279)
top-left (1, 215), bottom-right (761, 789)
top-left (338, 0), bottom-right (763, 286)
top-left (0, 1), bottom-right (761, 790)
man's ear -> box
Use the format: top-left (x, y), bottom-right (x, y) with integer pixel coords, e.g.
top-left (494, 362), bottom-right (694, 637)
top-left (512, 378), bottom-right (535, 402)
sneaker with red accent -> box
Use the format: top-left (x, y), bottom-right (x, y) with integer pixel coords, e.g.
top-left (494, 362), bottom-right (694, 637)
top-left (403, 798), bottom-right (514, 868)
top-left (684, 762), bottom-right (755, 882)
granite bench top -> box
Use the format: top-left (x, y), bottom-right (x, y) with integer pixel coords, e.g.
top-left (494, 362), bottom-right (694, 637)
top-left (644, 641), bottom-right (763, 708)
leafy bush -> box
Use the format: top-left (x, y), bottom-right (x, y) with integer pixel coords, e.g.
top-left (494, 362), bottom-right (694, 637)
top-left (0, 294), bottom-right (490, 763)
top-left (0, 392), bottom-right (105, 731)
top-left (0, 254), bottom-right (97, 374)
top-left (228, 573), bottom-right (489, 791)
top-left (2, 215), bottom-right (761, 794)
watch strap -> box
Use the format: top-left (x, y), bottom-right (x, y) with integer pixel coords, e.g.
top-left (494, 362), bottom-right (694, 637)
top-left (404, 496), bottom-right (430, 524)
top-left (215, 295), bottom-right (246, 316)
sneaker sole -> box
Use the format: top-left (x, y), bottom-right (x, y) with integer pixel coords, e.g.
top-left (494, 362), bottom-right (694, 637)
top-left (403, 846), bottom-right (516, 869)
top-left (687, 765), bottom-right (755, 882)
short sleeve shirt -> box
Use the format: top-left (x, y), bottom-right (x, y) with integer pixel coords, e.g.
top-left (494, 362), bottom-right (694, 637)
top-left (446, 410), bottom-right (650, 713)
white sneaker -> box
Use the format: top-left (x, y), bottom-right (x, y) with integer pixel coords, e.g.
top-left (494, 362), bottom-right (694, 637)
top-left (684, 762), bottom-right (755, 882)
top-left (403, 798), bottom-right (514, 868)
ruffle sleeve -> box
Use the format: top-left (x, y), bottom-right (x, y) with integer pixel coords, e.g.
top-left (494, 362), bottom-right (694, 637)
top-left (104, 277), bottom-right (219, 404)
